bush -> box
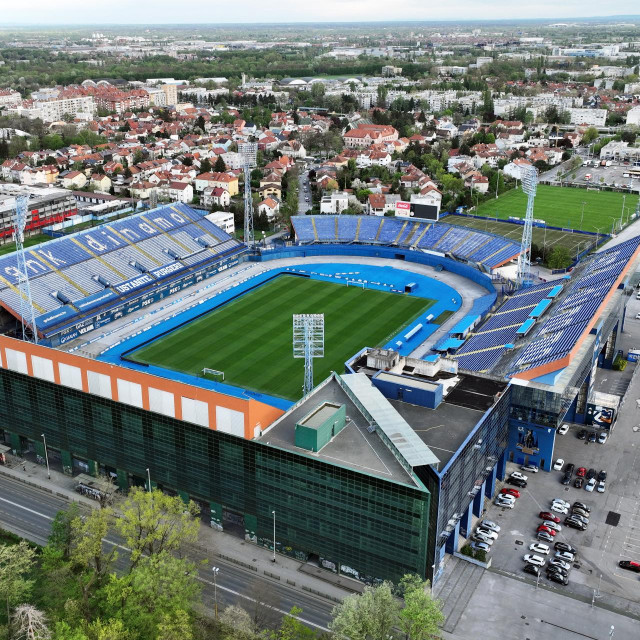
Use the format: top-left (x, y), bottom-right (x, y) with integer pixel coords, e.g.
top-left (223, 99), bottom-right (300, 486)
top-left (475, 549), bottom-right (488, 563)
top-left (460, 545), bottom-right (473, 557)
top-left (612, 355), bottom-right (627, 371)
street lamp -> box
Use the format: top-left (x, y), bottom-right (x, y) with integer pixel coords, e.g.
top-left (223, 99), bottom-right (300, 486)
top-left (272, 510), bottom-right (276, 563)
top-left (146, 467), bottom-right (151, 492)
top-left (41, 433), bottom-right (50, 480)
top-left (211, 566), bottom-right (219, 619)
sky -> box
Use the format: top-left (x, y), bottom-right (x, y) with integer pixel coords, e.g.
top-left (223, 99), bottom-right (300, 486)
top-left (0, 0), bottom-right (639, 25)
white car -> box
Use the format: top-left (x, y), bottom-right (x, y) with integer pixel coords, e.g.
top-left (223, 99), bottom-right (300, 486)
top-left (477, 527), bottom-right (498, 540)
top-left (498, 493), bottom-right (516, 502)
top-left (524, 554), bottom-right (546, 567)
top-left (520, 464), bottom-right (539, 473)
top-left (551, 503), bottom-right (569, 515)
top-left (543, 520), bottom-right (562, 532)
top-left (471, 532), bottom-right (494, 545)
top-left (585, 478), bottom-right (596, 492)
top-left (495, 498), bottom-right (515, 509)
top-left (549, 558), bottom-right (570, 571)
top-left (557, 424), bottom-right (569, 435)
top-left (598, 432), bottom-right (608, 444)
top-left (555, 550), bottom-right (575, 562)
top-left (552, 498), bottom-right (570, 508)
top-left (597, 481), bottom-right (606, 493)
top-left (529, 543), bottom-right (550, 555)
top-left (510, 471), bottom-right (528, 481)
top-left (480, 520), bottom-right (501, 533)
top-left (553, 458), bottom-right (565, 471)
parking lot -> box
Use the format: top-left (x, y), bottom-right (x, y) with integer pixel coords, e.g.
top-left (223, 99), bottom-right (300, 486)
top-left (561, 163), bottom-right (640, 195)
top-left (473, 413), bottom-right (640, 614)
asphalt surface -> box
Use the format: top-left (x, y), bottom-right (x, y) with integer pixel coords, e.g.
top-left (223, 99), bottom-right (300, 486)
top-left (298, 170), bottom-right (312, 214)
top-left (0, 475), bottom-right (333, 631)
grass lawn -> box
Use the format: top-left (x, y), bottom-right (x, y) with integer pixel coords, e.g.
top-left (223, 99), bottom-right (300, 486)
top-left (474, 185), bottom-right (633, 234)
top-left (0, 234), bottom-right (52, 256)
top-left (130, 275), bottom-right (435, 400)
top-left (449, 216), bottom-right (594, 257)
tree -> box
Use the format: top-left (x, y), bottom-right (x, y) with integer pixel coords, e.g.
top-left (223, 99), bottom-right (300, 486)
top-left (276, 607), bottom-right (315, 640)
top-left (219, 605), bottom-right (254, 640)
top-left (0, 541), bottom-right (36, 620)
top-left (114, 487), bottom-right (200, 570)
top-left (199, 158), bottom-right (211, 175)
top-left (397, 574), bottom-right (444, 640)
top-left (329, 581), bottom-right (400, 640)
top-left (548, 245), bottom-right (572, 269)
top-left (214, 156), bottom-right (226, 173)
top-left (156, 609), bottom-right (193, 640)
top-left (377, 85), bottom-right (388, 109)
top-left (10, 605), bottom-right (51, 640)
top-left (582, 127), bottom-right (598, 145)
top-left (48, 503), bottom-right (81, 561)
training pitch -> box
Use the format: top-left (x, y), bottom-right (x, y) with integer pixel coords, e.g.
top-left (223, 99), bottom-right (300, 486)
top-left (130, 275), bottom-right (435, 400)
top-left (474, 185), bottom-right (632, 233)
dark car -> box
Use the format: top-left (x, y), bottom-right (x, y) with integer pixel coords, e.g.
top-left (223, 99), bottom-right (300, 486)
top-left (586, 468), bottom-right (597, 480)
top-left (562, 471), bottom-right (572, 485)
top-left (555, 542), bottom-right (577, 555)
top-left (574, 477), bottom-right (584, 489)
top-left (573, 502), bottom-right (591, 513)
top-left (509, 477), bottom-right (527, 488)
top-left (565, 518), bottom-right (587, 531)
top-left (577, 429), bottom-right (587, 440)
top-left (565, 463), bottom-right (575, 474)
top-left (537, 531), bottom-right (555, 543)
top-left (588, 432), bottom-right (597, 443)
top-left (618, 560), bottom-right (640, 573)
top-left (597, 470), bottom-right (607, 482)
top-left (547, 571), bottom-right (569, 585)
top-left (523, 563), bottom-right (541, 577)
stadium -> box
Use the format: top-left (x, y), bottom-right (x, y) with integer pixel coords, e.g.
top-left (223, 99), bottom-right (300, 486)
top-left (0, 202), bottom-right (638, 586)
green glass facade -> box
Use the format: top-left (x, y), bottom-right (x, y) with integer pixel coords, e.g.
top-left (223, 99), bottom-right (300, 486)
top-left (0, 367), bottom-right (430, 584)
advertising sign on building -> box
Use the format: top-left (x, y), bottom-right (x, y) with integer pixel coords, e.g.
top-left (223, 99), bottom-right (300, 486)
top-left (585, 404), bottom-right (615, 429)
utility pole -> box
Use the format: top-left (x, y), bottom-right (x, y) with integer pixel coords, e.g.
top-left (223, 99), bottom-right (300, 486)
top-left (271, 510), bottom-right (276, 563)
top-left (580, 201), bottom-right (586, 231)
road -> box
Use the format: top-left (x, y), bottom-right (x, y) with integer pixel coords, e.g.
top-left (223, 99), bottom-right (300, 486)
top-left (298, 169), bottom-right (312, 214)
top-left (0, 475), bottom-right (333, 631)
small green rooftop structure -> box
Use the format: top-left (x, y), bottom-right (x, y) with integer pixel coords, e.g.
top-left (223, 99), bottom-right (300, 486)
top-left (294, 402), bottom-right (346, 452)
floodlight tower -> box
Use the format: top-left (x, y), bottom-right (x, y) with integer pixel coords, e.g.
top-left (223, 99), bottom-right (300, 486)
top-left (239, 142), bottom-right (258, 249)
top-left (14, 194), bottom-right (38, 343)
top-left (293, 314), bottom-right (325, 397)
top-left (516, 165), bottom-right (539, 290)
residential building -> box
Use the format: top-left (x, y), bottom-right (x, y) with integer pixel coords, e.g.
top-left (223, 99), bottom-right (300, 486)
top-left (320, 191), bottom-right (349, 214)
top-left (566, 108), bottom-right (607, 127)
top-left (205, 210), bottom-right (235, 235)
top-left (61, 170), bottom-right (88, 189)
top-left (162, 83), bottom-right (178, 106)
top-left (258, 197), bottom-right (280, 220)
top-left (627, 107), bottom-right (640, 126)
top-left (202, 187), bottom-right (231, 209)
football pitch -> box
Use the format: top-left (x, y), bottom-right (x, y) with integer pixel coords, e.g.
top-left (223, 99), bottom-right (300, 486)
top-left (474, 185), bottom-right (632, 234)
top-left (129, 275), bottom-right (436, 400)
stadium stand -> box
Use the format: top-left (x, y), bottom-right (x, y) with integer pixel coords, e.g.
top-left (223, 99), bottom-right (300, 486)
top-left (511, 236), bottom-right (640, 375)
top-left (292, 215), bottom-right (521, 269)
top-left (0, 203), bottom-right (245, 339)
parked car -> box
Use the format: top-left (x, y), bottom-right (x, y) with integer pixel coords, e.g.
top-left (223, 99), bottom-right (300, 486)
top-left (576, 467), bottom-right (587, 477)
top-left (495, 498), bottom-right (515, 508)
top-left (565, 517), bottom-right (587, 531)
top-left (497, 493), bottom-right (516, 503)
top-left (553, 458), bottom-right (565, 471)
top-left (598, 432), bottom-right (608, 444)
top-left (530, 542), bottom-right (550, 555)
top-left (572, 507), bottom-right (590, 518)
top-left (539, 512), bottom-right (560, 523)
top-left (618, 560), bottom-right (640, 573)
top-left (557, 424), bottom-right (569, 435)
top-left (585, 478), bottom-right (596, 492)
top-left (574, 477), bottom-right (584, 489)
top-left (562, 471), bottom-right (572, 485)
top-left (523, 563), bottom-right (541, 577)
top-left (477, 527), bottom-right (498, 540)
top-left (537, 531), bottom-right (555, 543)
top-left (509, 477), bottom-right (527, 488)
top-left (547, 571), bottom-right (569, 585)
top-left (565, 463), bottom-right (575, 474)
top-left (501, 488), bottom-right (521, 498)
top-left (552, 498), bottom-right (570, 508)
top-left (555, 550), bottom-right (575, 562)
top-left (597, 470), bottom-right (607, 482)
top-left (588, 432), bottom-right (597, 443)
top-left (521, 464), bottom-right (539, 473)
top-left (470, 541), bottom-right (491, 553)
top-left (570, 513), bottom-right (589, 525)
top-left (537, 525), bottom-right (556, 537)
top-left (524, 554), bottom-right (546, 567)
top-left (597, 481), bottom-right (606, 493)
top-left (554, 542), bottom-right (577, 555)
top-left (510, 471), bottom-right (528, 481)
top-left (549, 557), bottom-right (571, 571)
top-left (586, 469), bottom-right (597, 480)
top-left (479, 520), bottom-right (501, 533)
top-left (577, 429), bottom-right (587, 440)
top-left (471, 533), bottom-right (494, 545)
top-left (573, 502), bottom-right (591, 513)
top-left (543, 520), bottom-right (562, 532)
top-left (551, 503), bottom-right (569, 515)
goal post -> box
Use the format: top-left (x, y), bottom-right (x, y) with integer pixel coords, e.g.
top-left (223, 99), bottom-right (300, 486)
top-left (202, 368), bottom-right (224, 381)
top-left (346, 280), bottom-right (365, 289)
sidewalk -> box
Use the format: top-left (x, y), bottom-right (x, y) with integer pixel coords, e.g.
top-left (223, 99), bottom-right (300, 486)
top-left (0, 453), bottom-right (360, 604)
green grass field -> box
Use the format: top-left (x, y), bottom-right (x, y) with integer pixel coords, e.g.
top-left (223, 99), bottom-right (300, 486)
top-left (449, 216), bottom-right (593, 257)
top-left (130, 275), bottom-right (435, 400)
top-left (474, 185), bottom-right (632, 234)
top-left (0, 234), bottom-right (52, 256)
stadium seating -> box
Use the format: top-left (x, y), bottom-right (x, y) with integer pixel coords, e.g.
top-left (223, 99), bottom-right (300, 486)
top-left (290, 215), bottom-right (522, 270)
top-left (0, 203), bottom-right (245, 333)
